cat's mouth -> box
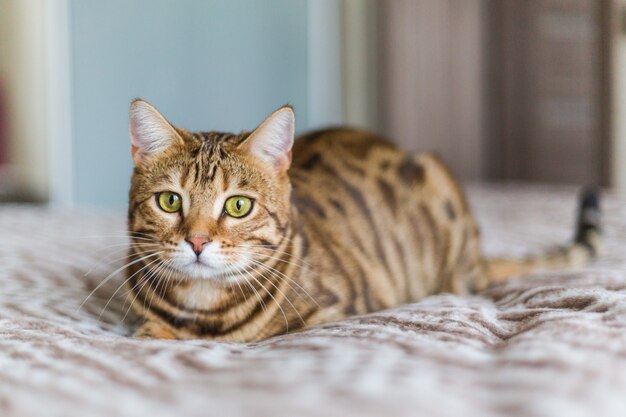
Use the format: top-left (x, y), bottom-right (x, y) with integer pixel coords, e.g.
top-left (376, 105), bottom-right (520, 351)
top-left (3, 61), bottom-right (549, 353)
top-left (192, 258), bottom-right (213, 267)
top-left (154, 258), bottom-right (217, 278)
top-left (182, 259), bottom-right (220, 273)
top-left (164, 255), bottom-right (250, 283)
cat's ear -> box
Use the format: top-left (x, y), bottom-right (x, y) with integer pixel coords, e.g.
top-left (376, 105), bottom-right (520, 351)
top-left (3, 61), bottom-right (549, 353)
top-left (240, 106), bottom-right (295, 172)
top-left (129, 99), bottom-right (183, 165)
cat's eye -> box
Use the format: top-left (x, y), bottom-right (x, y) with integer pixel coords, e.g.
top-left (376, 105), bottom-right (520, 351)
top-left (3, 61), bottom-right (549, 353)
top-left (157, 192), bottom-right (182, 213)
top-left (224, 196), bottom-right (253, 218)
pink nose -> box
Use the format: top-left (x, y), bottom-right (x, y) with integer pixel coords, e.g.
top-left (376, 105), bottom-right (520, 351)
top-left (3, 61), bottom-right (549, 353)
top-left (185, 236), bottom-right (211, 256)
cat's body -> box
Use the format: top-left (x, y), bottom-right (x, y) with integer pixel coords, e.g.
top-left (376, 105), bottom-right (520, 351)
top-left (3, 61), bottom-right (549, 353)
top-left (125, 100), bottom-right (600, 342)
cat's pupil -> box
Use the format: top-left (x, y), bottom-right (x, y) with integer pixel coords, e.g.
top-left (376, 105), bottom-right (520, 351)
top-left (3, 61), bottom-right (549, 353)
top-left (236, 200), bottom-right (243, 210)
top-left (169, 195), bottom-right (175, 205)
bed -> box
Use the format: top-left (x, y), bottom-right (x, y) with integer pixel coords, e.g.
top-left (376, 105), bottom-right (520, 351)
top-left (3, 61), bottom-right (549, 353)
top-left (1, 184), bottom-right (625, 417)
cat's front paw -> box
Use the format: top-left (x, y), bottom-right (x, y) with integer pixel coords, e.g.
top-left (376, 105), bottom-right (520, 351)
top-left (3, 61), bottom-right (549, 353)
top-left (133, 321), bottom-right (177, 340)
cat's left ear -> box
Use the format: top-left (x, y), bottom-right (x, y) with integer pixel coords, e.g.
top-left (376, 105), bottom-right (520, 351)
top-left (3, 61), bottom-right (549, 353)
top-left (240, 106), bottom-right (294, 172)
top-left (129, 99), bottom-right (183, 165)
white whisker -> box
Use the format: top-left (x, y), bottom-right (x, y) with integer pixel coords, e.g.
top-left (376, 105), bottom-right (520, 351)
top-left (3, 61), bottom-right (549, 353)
top-left (147, 259), bottom-right (176, 314)
top-left (83, 247), bottom-right (162, 278)
top-left (239, 257), bottom-right (289, 330)
top-left (122, 258), bottom-right (171, 321)
top-left (97, 255), bottom-right (164, 321)
top-left (243, 244), bottom-right (314, 268)
top-left (241, 251), bottom-right (320, 308)
top-left (223, 263), bottom-right (249, 305)
top-left (77, 251), bottom-right (164, 312)
top-left (241, 255), bottom-right (305, 326)
top-left (230, 262), bottom-right (266, 313)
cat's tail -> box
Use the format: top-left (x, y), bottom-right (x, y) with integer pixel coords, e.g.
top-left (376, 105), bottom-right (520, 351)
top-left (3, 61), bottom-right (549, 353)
top-left (486, 187), bottom-right (601, 283)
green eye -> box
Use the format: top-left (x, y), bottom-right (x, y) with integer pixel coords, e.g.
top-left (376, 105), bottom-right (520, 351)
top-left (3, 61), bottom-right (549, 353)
top-left (224, 196), bottom-right (253, 218)
top-left (157, 192), bottom-right (182, 213)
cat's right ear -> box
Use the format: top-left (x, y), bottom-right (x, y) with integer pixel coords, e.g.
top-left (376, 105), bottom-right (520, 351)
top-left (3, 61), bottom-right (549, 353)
top-left (129, 99), bottom-right (183, 165)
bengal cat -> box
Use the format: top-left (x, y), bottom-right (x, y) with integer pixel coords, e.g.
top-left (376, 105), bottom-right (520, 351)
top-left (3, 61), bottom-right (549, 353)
top-left (125, 99), bottom-right (601, 341)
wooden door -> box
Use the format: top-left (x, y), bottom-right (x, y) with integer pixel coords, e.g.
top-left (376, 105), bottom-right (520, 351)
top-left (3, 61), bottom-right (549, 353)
top-left (376, 0), bottom-right (611, 185)
top-left (377, 0), bottom-right (487, 180)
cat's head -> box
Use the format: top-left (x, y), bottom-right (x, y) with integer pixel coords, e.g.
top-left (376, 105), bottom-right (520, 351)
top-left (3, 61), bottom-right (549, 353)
top-left (127, 99), bottom-right (294, 283)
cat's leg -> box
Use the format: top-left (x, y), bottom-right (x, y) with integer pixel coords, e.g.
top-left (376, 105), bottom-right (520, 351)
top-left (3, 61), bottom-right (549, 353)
top-left (133, 320), bottom-right (177, 339)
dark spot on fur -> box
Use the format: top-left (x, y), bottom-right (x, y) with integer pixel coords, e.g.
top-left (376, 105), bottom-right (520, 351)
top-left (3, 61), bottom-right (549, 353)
top-left (259, 240), bottom-right (276, 249)
top-left (292, 195), bottom-right (326, 218)
top-left (329, 198), bottom-right (346, 214)
top-left (397, 158), bottom-right (425, 185)
top-left (445, 200), bottom-right (456, 220)
top-left (377, 178), bottom-right (397, 216)
top-left (344, 162), bottom-right (366, 177)
top-left (299, 231), bottom-right (310, 257)
top-left (380, 160), bottom-right (391, 171)
top-left (301, 153), bottom-right (322, 170)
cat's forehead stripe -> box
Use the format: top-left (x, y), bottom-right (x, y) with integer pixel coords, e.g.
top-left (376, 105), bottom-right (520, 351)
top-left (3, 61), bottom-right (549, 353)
top-left (185, 132), bottom-right (235, 186)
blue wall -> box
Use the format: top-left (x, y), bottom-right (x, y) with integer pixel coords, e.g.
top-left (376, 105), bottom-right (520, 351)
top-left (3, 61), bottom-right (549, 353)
top-left (70, 0), bottom-right (308, 209)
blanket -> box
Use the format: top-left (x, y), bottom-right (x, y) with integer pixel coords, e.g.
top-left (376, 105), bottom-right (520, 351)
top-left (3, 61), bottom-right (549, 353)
top-left (1, 184), bottom-right (626, 417)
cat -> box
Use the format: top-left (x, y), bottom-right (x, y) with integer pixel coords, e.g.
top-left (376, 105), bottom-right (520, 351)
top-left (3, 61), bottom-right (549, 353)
top-left (125, 99), bottom-right (601, 341)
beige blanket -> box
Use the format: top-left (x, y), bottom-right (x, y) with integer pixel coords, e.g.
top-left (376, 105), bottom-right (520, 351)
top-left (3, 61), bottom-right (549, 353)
top-left (1, 184), bottom-right (626, 417)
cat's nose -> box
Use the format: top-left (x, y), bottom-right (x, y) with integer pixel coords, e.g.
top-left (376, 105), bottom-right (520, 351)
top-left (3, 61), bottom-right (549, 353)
top-left (185, 236), bottom-right (211, 256)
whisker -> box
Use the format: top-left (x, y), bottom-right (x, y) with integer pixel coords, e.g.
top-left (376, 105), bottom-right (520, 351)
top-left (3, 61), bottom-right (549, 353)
top-left (223, 264), bottom-right (249, 306)
top-left (241, 255), bottom-right (304, 327)
top-left (96, 243), bottom-right (162, 263)
top-left (124, 231), bottom-right (156, 238)
top-left (97, 255), bottom-right (164, 321)
top-left (146, 259), bottom-right (176, 314)
top-left (245, 256), bottom-right (320, 310)
top-left (122, 258), bottom-right (171, 321)
top-left (242, 245), bottom-right (315, 269)
top-left (76, 251), bottom-right (164, 312)
top-left (138, 259), bottom-right (171, 312)
top-left (71, 234), bottom-right (157, 242)
top-left (239, 243), bottom-right (316, 272)
top-left (238, 249), bottom-right (315, 274)
top-left (160, 261), bottom-right (178, 307)
top-left (83, 247), bottom-right (162, 278)
top-left (195, 244), bottom-right (320, 309)
top-left (221, 248), bottom-right (314, 279)
top-left (240, 263), bottom-right (287, 327)
top-left (229, 245), bottom-right (313, 269)
top-left (239, 251), bottom-right (320, 308)
top-left (92, 241), bottom-right (160, 254)
top-left (230, 262), bottom-right (266, 313)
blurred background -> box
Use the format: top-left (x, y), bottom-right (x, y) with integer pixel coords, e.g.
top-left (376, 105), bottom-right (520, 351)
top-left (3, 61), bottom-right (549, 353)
top-left (0, 0), bottom-right (623, 210)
